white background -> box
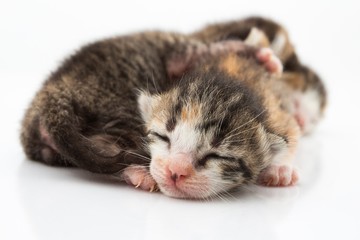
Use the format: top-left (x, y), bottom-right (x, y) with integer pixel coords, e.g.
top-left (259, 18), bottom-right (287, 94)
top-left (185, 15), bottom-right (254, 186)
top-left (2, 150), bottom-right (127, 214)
top-left (1, 0), bottom-right (360, 239)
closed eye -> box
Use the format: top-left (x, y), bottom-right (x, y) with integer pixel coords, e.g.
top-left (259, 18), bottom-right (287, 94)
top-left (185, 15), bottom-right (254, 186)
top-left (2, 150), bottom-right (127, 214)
top-left (149, 131), bottom-right (170, 144)
top-left (197, 153), bottom-right (234, 167)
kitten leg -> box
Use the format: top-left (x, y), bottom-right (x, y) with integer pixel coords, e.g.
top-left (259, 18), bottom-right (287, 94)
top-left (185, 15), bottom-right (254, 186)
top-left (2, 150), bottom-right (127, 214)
top-left (122, 165), bottom-right (158, 192)
top-left (257, 136), bottom-right (299, 187)
top-left (21, 110), bottom-right (73, 167)
top-left (256, 109), bottom-right (301, 187)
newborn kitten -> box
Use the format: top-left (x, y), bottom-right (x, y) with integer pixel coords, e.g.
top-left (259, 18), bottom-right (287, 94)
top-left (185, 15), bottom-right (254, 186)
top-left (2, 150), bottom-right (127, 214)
top-left (21, 17), bottom-right (326, 199)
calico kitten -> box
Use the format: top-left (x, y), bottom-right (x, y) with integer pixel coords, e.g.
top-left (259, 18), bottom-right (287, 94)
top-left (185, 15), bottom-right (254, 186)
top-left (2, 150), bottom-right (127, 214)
top-left (21, 17), bottom-right (326, 198)
top-left (192, 17), bottom-right (326, 134)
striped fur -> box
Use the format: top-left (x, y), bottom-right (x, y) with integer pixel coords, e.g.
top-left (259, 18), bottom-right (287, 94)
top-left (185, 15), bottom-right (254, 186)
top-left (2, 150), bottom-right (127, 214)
top-left (21, 17), bottom-right (326, 198)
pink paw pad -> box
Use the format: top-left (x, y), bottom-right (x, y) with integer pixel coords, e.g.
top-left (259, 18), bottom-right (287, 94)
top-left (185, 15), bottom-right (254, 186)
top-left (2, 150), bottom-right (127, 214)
top-left (40, 124), bottom-right (58, 151)
top-left (39, 124), bottom-right (60, 163)
top-left (256, 48), bottom-right (283, 74)
top-left (258, 165), bottom-right (299, 187)
top-left (122, 166), bottom-right (158, 192)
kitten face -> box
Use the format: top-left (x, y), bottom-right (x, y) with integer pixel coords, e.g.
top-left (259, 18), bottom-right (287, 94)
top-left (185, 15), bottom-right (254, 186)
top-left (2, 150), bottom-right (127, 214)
top-left (138, 71), bottom-right (287, 199)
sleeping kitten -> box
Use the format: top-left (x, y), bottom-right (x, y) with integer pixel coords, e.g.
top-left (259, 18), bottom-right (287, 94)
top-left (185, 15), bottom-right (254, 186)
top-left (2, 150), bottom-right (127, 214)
top-left (21, 17), bottom-right (326, 199)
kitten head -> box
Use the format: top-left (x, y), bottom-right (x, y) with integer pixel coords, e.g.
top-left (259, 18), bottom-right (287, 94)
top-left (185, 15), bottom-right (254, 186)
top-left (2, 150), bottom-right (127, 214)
top-left (138, 70), bottom-right (287, 199)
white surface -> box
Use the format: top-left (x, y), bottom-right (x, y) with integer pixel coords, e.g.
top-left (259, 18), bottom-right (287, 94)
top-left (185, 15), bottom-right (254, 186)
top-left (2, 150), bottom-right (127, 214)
top-left (1, 1), bottom-right (360, 239)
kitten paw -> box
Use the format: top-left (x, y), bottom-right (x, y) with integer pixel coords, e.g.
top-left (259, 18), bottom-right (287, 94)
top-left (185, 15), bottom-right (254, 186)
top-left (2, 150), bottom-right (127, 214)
top-left (122, 166), bottom-right (158, 192)
top-left (257, 165), bottom-right (298, 187)
top-left (256, 48), bottom-right (283, 74)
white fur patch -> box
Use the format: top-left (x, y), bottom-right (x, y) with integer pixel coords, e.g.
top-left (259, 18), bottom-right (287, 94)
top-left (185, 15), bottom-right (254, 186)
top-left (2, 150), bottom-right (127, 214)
top-left (271, 31), bottom-right (287, 56)
top-left (170, 121), bottom-right (200, 154)
top-left (295, 89), bottom-right (322, 134)
top-left (148, 119), bottom-right (201, 166)
top-left (301, 90), bottom-right (321, 118)
top-left (244, 27), bottom-right (268, 47)
top-left (137, 91), bottom-right (157, 123)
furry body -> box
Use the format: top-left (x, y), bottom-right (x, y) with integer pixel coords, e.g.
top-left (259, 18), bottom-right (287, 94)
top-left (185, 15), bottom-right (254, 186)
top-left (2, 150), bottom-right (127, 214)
top-left (21, 17), bottom-right (326, 198)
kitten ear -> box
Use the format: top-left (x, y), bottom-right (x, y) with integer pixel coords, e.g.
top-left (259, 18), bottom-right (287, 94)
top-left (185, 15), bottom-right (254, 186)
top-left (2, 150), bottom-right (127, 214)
top-left (137, 91), bottom-right (157, 123)
top-left (244, 27), bottom-right (270, 47)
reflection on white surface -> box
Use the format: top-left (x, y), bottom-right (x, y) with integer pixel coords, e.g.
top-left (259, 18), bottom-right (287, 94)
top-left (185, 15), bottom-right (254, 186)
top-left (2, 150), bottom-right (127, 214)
top-left (15, 137), bottom-right (322, 240)
top-left (1, 0), bottom-right (360, 239)
top-left (17, 161), bottom-right (297, 240)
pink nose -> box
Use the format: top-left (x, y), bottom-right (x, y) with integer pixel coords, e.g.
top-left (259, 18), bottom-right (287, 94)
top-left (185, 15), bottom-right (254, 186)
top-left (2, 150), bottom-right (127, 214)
top-left (167, 153), bottom-right (194, 183)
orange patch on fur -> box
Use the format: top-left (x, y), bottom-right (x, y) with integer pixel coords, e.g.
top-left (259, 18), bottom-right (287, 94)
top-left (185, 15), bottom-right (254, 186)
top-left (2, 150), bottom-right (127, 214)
top-left (281, 72), bottom-right (306, 90)
top-left (181, 104), bottom-right (200, 122)
top-left (219, 54), bottom-right (241, 77)
top-left (181, 108), bottom-right (188, 120)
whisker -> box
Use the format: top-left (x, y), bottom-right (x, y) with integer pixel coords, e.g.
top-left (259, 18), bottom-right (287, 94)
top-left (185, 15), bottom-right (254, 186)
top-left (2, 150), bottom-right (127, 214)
top-left (226, 109), bottom-right (266, 136)
top-left (122, 150), bottom-right (151, 162)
